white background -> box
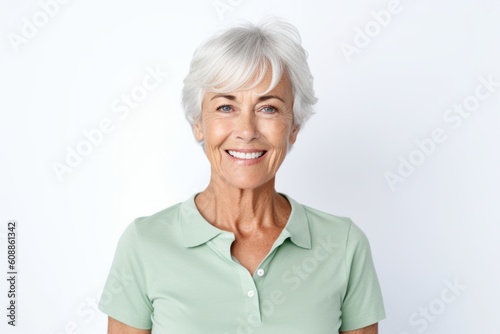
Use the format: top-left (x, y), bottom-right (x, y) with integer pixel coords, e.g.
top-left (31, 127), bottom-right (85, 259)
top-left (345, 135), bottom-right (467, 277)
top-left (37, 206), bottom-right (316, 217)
top-left (1, 0), bottom-right (499, 333)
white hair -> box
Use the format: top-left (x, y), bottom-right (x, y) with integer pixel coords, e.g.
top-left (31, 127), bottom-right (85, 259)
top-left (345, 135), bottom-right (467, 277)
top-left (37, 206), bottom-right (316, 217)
top-left (181, 18), bottom-right (318, 129)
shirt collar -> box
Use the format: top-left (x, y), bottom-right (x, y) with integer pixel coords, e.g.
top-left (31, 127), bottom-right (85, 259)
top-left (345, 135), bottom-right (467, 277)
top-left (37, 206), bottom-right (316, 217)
top-left (180, 193), bottom-right (311, 249)
top-left (180, 194), bottom-right (224, 248)
top-left (282, 194), bottom-right (312, 249)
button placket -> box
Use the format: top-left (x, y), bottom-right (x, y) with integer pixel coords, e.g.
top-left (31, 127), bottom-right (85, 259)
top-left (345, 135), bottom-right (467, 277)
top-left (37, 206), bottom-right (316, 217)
top-left (237, 266), bottom-right (262, 324)
top-left (231, 232), bottom-right (290, 326)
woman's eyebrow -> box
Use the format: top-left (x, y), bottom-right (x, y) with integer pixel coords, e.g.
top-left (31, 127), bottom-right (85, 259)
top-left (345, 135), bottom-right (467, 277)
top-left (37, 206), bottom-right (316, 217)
top-left (210, 94), bottom-right (236, 101)
top-left (257, 95), bottom-right (285, 103)
top-left (209, 94), bottom-right (285, 103)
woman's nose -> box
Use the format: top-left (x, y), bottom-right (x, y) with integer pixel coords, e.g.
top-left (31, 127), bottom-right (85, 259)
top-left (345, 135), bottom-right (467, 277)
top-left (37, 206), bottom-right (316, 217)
top-left (234, 109), bottom-right (260, 142)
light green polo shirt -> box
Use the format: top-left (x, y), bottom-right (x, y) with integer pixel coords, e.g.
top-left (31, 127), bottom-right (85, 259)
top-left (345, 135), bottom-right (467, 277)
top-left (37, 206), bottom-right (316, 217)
top-left (98, 193), bottom-right (385, 333)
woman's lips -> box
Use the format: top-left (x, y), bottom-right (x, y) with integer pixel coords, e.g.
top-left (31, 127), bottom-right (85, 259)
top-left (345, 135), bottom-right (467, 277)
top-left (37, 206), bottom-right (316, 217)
top-left (225, 150), bottom-right (267, 160)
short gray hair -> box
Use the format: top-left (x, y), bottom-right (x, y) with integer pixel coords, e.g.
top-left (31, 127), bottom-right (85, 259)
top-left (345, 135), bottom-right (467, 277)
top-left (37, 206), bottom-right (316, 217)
top-left (181, 18), bottom-right (318, 129)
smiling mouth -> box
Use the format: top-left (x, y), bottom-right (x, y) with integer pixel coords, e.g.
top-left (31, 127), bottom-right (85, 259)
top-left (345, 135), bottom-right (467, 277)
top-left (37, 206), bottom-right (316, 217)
top-left (226, 150), bottom-right (267, 160)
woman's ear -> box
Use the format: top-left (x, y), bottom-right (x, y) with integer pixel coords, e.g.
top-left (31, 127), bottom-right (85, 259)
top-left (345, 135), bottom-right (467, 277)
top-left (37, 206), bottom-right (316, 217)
top-left (289, 124), bottom-right (300, 144)
top-left (193, 121), bottom-right (204, 142)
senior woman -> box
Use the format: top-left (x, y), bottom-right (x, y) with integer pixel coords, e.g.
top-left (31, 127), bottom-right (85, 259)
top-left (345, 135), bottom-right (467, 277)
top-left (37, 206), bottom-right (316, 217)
top-left (99, 19), bottom-right (385, 334)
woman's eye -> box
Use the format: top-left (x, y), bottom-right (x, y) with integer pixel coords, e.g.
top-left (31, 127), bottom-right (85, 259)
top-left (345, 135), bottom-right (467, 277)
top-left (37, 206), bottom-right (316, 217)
top-left (261, 106), bottom-right (277, 113)
top-left (216, 105), bottom-right (233, 112)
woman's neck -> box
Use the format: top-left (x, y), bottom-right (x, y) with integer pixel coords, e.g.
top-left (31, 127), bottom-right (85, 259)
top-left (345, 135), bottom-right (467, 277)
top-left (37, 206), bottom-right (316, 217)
top-left (194, 179), bottom-right (290, 236)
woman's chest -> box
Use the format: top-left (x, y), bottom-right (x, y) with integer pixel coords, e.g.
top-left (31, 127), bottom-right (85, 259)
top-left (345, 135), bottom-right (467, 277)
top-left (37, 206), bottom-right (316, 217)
top-left (147, 241), bottom-right (346, 333)
top-left (230, 233), bottom-right (281, 275)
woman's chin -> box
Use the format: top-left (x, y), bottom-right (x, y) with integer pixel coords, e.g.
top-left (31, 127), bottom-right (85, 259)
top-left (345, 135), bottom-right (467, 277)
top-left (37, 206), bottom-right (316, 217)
top-left (220, 175), bottom-right (274, 191)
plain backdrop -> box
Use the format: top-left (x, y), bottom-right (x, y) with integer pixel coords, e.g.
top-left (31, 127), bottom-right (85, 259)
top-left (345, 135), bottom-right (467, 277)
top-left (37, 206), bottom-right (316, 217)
top-left (1, 0), bottom-right (499, 333)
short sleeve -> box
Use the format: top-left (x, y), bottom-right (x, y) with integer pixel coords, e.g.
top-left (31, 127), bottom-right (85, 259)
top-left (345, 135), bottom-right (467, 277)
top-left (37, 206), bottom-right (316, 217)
top-left (340, 221), bottom-right (386, 332)
top-left (98, 219), bottom-right (153, 329)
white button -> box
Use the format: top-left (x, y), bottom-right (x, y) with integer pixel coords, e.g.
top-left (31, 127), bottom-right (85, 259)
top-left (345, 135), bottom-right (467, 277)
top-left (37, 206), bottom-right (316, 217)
top-left (256, 268), bottom-right (265, 276)
top-left (247, 290), bottom-right (255, 297)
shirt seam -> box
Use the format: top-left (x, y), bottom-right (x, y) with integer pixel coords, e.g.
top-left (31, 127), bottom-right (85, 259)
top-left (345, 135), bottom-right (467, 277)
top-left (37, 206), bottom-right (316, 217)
top-left (133, 218), bottom-right (154, 313)
top-left (342, 219), bottom-right (353, 301)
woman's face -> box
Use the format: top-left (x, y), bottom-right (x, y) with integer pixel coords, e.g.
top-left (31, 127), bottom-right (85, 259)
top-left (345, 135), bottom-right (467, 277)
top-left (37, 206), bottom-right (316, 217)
top-left (194, 69), bottom-right (299, 190)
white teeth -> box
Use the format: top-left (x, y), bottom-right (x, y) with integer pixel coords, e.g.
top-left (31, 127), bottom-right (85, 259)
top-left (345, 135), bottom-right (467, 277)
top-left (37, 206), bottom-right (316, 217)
top-left (228, 150), bottom-right (265, 159)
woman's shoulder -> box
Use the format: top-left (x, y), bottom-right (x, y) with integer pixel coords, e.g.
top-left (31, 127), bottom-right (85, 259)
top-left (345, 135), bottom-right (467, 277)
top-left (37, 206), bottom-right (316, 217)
top-left (121, 198), bottom-right (192, 245)
top-left (287, 195), bottom-right (369, 245)
top-left (302, 203), bottom-right (353, 226)
top-left (287, 195), bottom-right (352, 227)
top-left (133, 201), bottom-right (184, 228)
